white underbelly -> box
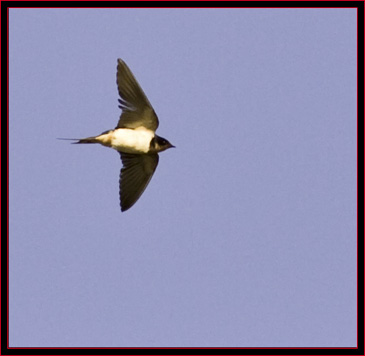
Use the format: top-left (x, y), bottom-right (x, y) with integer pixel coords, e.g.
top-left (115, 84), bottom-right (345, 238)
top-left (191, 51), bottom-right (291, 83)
top-left (110, 128), bottom-right (154, 154)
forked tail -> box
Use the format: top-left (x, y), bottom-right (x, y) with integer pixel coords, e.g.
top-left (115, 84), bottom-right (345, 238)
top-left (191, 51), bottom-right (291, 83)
top-left (57, 137), bottom-right (99, 144)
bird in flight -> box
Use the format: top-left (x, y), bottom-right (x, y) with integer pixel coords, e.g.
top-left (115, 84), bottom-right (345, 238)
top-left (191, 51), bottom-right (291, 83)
top-left (63, 59), bottom-right (174, 212)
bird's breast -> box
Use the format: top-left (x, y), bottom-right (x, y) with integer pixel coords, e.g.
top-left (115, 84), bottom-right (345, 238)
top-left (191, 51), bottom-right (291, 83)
top-left (109, 128), bottom-right (154, 154)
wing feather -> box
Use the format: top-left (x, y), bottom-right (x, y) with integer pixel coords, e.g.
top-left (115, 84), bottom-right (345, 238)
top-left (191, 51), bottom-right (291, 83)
top-left (119, 153), bottom-right (159, 211)
top-left (116, 59), bottom-right (159, 131)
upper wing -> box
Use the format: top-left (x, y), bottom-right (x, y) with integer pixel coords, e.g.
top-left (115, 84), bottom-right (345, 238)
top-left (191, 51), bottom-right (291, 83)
top-left (119, 152), bottom-right (159, 212)
top-left (116, 59), bottom-right (159, 131)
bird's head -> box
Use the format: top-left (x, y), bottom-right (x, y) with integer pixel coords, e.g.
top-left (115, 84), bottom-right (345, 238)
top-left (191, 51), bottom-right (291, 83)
top-left (151, 135), bottom-right (175, 153)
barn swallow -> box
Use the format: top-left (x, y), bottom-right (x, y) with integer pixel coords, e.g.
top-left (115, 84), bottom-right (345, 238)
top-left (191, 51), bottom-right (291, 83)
top-left (63, 59), bottom-right (174, 212)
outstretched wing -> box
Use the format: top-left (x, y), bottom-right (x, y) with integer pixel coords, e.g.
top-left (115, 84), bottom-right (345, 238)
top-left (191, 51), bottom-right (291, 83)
top-left (119, 152), bottom-right (159, 212)
top-left (116, 59), bottom-right (159, 131)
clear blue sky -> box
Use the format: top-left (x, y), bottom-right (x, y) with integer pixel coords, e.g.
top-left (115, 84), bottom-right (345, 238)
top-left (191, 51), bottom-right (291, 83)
top-left (9, 8), bottom-right (357, 347)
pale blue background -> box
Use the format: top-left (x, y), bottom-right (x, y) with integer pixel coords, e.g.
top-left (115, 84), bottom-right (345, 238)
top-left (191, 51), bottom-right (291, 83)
top-left (9, 8), bottom-right (357, 347)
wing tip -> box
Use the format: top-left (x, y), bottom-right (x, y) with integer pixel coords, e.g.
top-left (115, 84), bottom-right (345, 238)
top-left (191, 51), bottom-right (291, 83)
top-left (117, 58), bottom-right (127, 69)
top-left (120, 200), bottom-right (134, 212)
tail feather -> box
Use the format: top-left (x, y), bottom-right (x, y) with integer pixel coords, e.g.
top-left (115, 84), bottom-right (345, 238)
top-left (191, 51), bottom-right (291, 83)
top-left (74, 137), bottom-right (99, 144)
top-left (57, 137), bottom-right (98, 144)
